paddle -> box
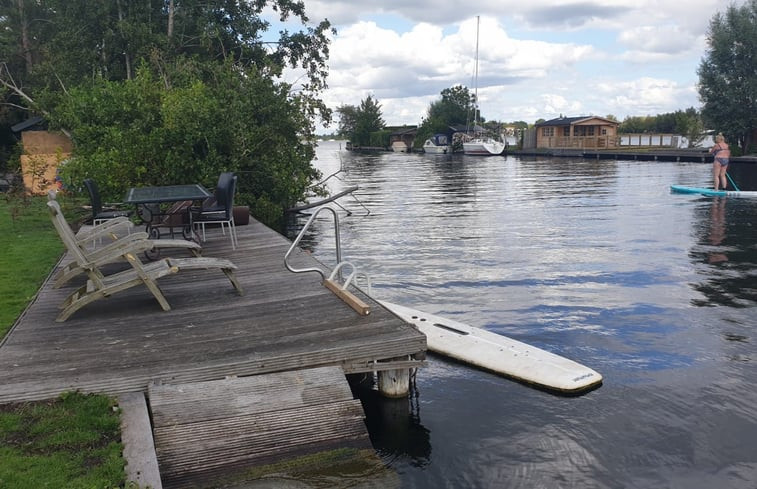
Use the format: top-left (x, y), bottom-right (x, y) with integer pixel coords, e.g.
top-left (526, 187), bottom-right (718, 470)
top-left (726, 172), bottom-right (741, 191)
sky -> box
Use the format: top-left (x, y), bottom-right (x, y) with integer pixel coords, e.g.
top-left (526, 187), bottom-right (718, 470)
top-left (264, 0), bottom-right (733, 133)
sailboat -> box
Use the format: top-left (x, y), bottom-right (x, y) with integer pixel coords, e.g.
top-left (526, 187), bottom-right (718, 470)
top-left (463, 17), bottom-right (506, 156)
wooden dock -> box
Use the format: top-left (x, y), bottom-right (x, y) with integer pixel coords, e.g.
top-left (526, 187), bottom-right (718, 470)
top-left (0, 215), bottom-right (426, 485)
top-left (149, 366), bottom-right (372, 488)
top-left (511, 148), bottom-right (715, 162)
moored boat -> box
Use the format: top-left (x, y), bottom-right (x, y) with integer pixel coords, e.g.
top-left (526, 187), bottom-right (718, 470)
top-left (463, 137), bottom-right (505, 156)
top-left (462, 17), bottom-right (505, 157)
top-left (423, 134), bottom-right (450, 154)
top-left (391, 141), bottom-right (408, 152)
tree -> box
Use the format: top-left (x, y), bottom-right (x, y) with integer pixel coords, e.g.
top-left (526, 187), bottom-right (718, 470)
top-left (415, 85), bottom-right (473, 148)
top-left (429, 85), bottom-right (473, 126)
top-left (335, 104), bottom-right (358, 138)
top-left (0, 0), bottom-right (335, 224)
top-left (698, 0), bottom-right (757, 152)
top-left (337, 95), bottom-right (384, 146)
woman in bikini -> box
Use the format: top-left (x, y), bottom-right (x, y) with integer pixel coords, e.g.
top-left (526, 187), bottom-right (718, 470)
top-left (710, 133), bottom-right (731, 191)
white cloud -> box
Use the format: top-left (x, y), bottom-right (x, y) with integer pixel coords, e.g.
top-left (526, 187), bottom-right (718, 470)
top-left (618, 25), bottom-right (700, 56)
top-left (595, 77), bottom-right (698, 115)
top-left (271, 0), bottom-right (727, 130)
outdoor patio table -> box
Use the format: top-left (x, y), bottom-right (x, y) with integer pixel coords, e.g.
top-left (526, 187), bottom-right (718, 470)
top-left (124, 184), bottom-right (212, 241)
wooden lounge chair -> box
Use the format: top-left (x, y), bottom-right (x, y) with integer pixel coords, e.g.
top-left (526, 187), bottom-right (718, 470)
top-left (47, 200), bottom-right (243, 322)
top-left (47, 190), bottom-right (203, 287)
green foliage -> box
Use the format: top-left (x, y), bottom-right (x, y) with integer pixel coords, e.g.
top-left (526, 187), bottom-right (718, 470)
top-left (619, 108), bottom-right (705, 146)
top-left (336, 95), bottom-right (385, 146)
top-left (0, 392), bottom-right (124, 489)
top-left (1, 1), bottom-right (334, 225)
top-left (415, 85), bottom-right (474, 148)
top-left (0, 196), bottom-right (63, 339)
top-left (431, 85), bottom-right (473, 126)
top-left (698, 0), bottom-right (757, 151)
top-left (51, 60), bottom-right (320, 225)
top-left (370, 129), bottom-right (392, 148)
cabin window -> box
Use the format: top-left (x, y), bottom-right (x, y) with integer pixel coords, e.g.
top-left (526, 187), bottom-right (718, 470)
top-left (601, 128), bottom-right (607, 135)
top-left (563, 127), bottom-right (570, 137)
top-left (542, 127), bottom-right (554, 137)
top-left (587, 126), bottom-right (595, 136)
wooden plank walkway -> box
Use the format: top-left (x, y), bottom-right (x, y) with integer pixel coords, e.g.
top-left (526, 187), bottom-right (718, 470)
top-left (0, 216), bottom-right (426, 403)
top-left (149, 366), bottom-right (370, 488)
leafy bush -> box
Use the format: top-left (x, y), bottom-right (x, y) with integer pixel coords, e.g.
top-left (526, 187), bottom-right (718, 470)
top-left (52, 60), bottom-right (320, 226)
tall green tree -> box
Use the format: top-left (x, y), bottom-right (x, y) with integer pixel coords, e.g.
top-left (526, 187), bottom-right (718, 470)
top-left (428, 85), bottom-right (472, 127)
top-left (336, 95), bottom-right (384, 146)
top-left (698, 0), bottom-right (757, 152)
top-left (353, 95), bottom-right (384, 146)
top-left (414, 85), bottom-right (473, 148)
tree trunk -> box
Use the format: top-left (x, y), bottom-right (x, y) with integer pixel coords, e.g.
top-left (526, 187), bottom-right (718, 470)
top-left (167, 0), bottom-right (175, 38)
top-left (18, 0), bottom-right (33, 73)
top-left (116, 0), bottom-right (132, 79)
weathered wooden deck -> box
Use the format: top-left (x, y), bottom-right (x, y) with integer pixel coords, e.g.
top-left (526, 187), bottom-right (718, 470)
top-left (148, 366), bottom-right (373, 488)
top-left (0, 217), bottom-right (427, 404)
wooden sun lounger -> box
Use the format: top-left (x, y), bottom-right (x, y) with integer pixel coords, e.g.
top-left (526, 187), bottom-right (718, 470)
top-left (47, 190), bottom-right (203, 288)
top-left (47, 200), bottom-right (243, 322)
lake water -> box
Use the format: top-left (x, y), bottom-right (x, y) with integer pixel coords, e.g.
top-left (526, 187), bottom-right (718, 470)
top-left (281, 140), bottom-right (757, 489)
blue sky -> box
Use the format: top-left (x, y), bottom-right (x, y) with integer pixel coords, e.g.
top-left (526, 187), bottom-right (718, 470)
top-left (265, 0), bottom-right (732, 132)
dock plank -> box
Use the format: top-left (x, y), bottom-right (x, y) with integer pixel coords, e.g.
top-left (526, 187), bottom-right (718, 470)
top-left (149, 367), bottom-right (372, 488)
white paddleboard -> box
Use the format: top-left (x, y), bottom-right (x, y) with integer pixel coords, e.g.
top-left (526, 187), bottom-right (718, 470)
top-left (380, 301), bottom-right (603, 394)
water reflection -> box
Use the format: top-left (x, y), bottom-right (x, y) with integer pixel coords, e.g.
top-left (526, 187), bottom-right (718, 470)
top-left (690, 197), bottom-right (757, 308)
top-left (349, 375), bottom-right (431, 469)
top-left (706, 198), bottom-right (728, 264)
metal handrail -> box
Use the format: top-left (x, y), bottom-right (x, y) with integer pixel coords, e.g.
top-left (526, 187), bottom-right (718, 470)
top-left (284, 205), bottom-right (342, 281)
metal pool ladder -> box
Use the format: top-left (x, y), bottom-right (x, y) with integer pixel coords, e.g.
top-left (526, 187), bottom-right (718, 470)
top-left (284, 205), bottom-right (372, 315)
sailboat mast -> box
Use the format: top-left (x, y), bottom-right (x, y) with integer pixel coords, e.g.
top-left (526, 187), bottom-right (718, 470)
top-left (473, 15), bottom-right (480, 128)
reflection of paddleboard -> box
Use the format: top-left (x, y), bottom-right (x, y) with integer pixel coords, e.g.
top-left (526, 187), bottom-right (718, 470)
top-left (671, 185), bottom-right (757, 198)
top-left (380, 301), bottom-right (603, 394)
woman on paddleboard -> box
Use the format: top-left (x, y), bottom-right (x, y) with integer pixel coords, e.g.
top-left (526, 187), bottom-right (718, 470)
top-left (710, 133), bottom-right (731, 191)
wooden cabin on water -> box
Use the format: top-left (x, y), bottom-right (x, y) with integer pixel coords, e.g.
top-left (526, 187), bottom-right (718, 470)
top-left (534, 115), bottom-right (620, 150)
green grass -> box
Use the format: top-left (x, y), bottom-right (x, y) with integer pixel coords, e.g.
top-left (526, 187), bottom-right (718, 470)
top-left (0, 392), bottom-right (125, 488)
top-left (0, 194), bottom-right (127, 488)
top-left (0, 195), bottom-right (65, 339)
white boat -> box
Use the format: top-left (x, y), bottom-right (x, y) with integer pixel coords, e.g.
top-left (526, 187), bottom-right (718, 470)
top-left (391, 141), bottom-right (408, 152)
top-left (463, 17), bottom-right (505, 156)
top-left (380, 301), bottom-right (603, 394)
top-left (423, 134), bottom-right (450, 154)
top-left (463, 137), bottom-right (505, 156)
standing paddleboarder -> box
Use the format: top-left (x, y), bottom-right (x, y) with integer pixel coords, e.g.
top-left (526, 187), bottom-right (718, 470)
top-left (710, 133), bottom-right (731, 191)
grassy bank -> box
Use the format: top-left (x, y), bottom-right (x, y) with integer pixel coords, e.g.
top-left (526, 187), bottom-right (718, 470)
top-left (0, 195), bottom-right (64, 339)
top-left (0, 195), bottom-right (126, 488)
top-left (0, 392), bottom-right (125, 488)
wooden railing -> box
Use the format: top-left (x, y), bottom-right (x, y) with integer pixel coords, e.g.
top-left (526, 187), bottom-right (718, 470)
top-left (542, 136), bottom-right (621, 149)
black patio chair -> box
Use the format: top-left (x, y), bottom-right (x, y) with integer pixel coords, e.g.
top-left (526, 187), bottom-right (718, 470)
top-left (83, 178), bottom-right (132, 226)
top-left (191, 172), bottom-right (238, 249)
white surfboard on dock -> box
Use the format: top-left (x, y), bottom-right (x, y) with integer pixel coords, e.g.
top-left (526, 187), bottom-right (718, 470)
top-left (380, 301), bottom-right (603, 394)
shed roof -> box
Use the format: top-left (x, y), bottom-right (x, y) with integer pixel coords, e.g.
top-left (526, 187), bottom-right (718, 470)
top-left (11, 116), bottom-right (45, 133)
top-left (388, 126), bottom-right (417, 136)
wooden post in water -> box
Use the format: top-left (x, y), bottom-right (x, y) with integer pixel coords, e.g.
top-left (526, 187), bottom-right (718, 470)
top-left (378, 357), bottom-right (410, 398)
